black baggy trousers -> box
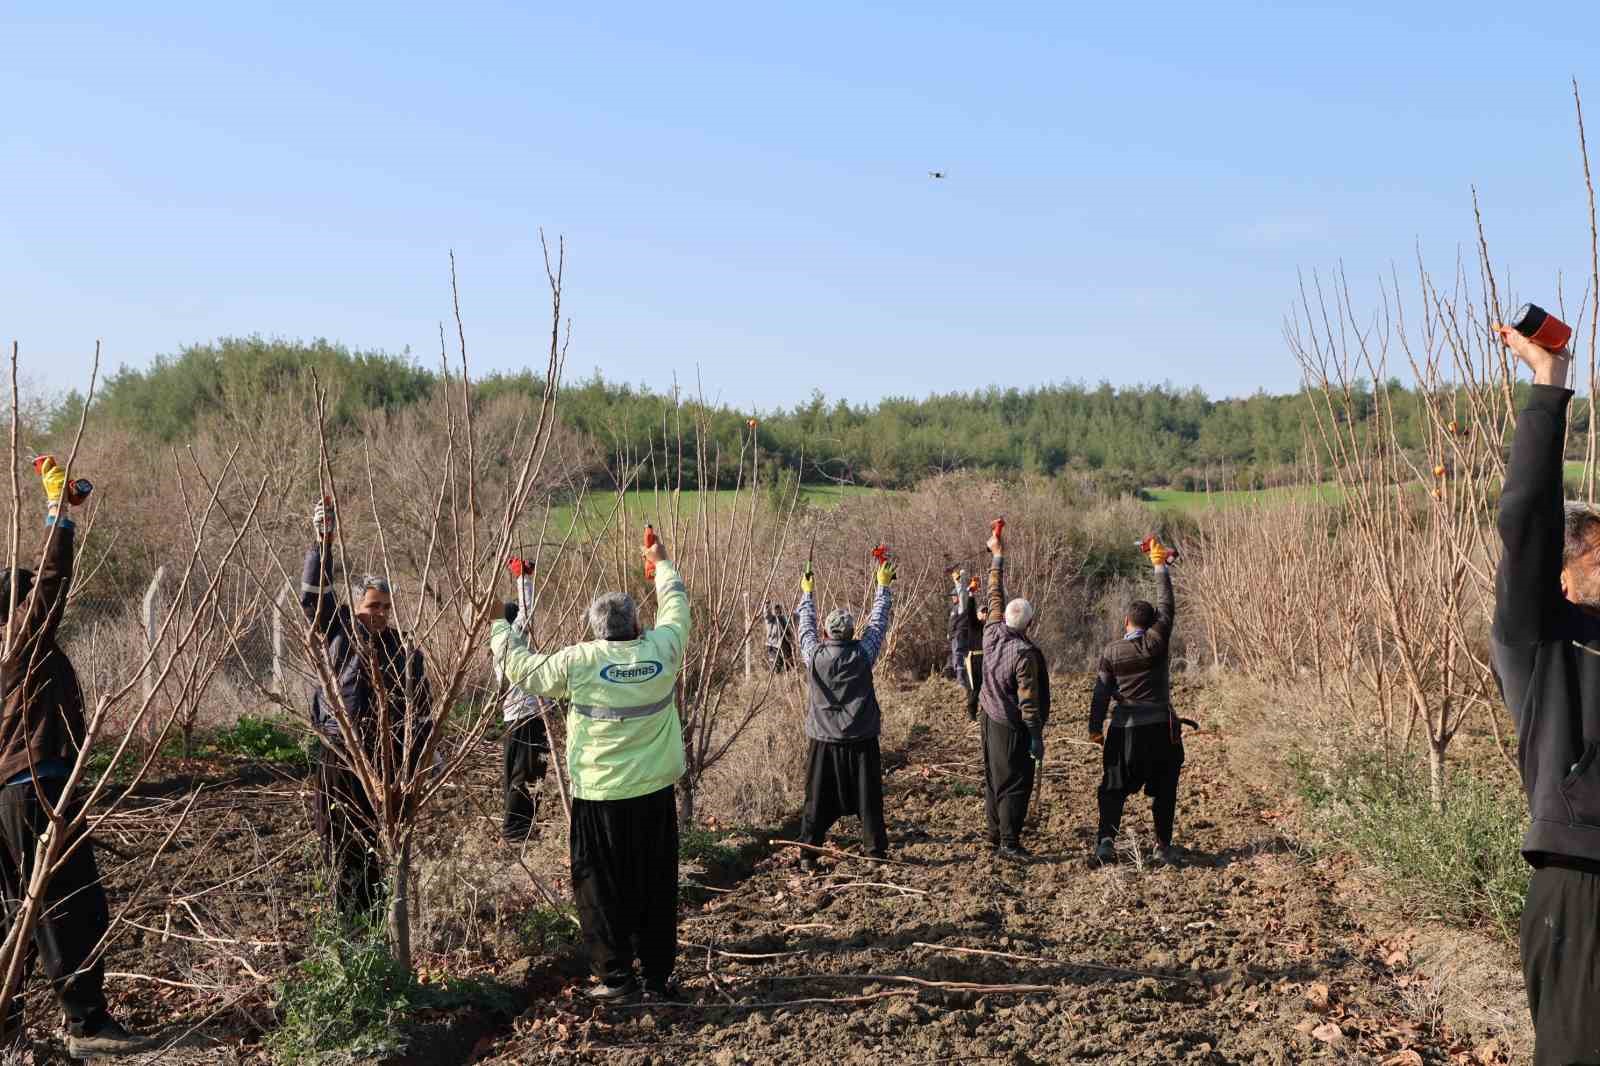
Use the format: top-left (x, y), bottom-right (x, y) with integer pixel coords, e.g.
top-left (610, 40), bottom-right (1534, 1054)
top-left (571, 786), bottom-right (679, 984)
top-left (798, 737), bottom-right (888, 856)
top-left (0, 778), bottom-right (112, 1036)
top-left (982, 716), bottom-right (1034, 848)
top-left (502, 715), bottom-right (550, 843)
top-left (1522, 864), bottom-right (1600, 1065)
top-left (312, 750), bottom-right (384, 917)
top-left (1096, 721), bottom-right (1183, 846)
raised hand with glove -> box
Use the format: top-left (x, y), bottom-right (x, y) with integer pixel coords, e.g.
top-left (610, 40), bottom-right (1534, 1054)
top-left (876, 560), bottom-right (897, 588)
top-left (313, 497), bottom-right (337, 541)
top-left (800, 560), bottom-right (815, 596)
top-left (35, 454), bottom-right (91, 527)
top-left (1139, 534), bottom-right (1174, 568)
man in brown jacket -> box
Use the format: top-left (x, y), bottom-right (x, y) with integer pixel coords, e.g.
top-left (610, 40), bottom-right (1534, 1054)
top-left (0, 457), bottom-right (144, 1056)
top-left (1089, 536), bottom-right (1180, 866)
top-left (978, 523), bottom-right (1050, 861)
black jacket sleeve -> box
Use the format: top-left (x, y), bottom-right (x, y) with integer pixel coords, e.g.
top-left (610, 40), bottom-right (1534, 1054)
top-left (300, 543), bottom-right (344, 641)
top-left (1495, 385), bottom-right (1572, 645)
top-left (1090, 649), bottom-right (1117, 734)
top-left (5, 521), bottom-right (74, 670)
top-left (1148, 566), bottom-right (1175, 651)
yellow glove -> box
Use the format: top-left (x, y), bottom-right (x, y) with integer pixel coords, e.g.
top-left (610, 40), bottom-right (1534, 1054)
top-left (1143, 536), bottom-right (1171, 568)
top-left (876, 562), bottom-right (897, 587)
top-left (34, 455), bottom-right (66, 506)
top-left (800, 561), bottom-right (815, 595)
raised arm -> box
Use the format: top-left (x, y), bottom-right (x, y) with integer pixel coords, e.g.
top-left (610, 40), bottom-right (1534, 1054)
top-left (860, 561), bottom-right (897, 668)
top-left (1495, 385), bottom-right (1571, 643)
top-left (796, 562), bottom-right (820, 668)
top-left (1149, 564), bottom-right (1175, 645)
top-left (299, 540), bottom-right (343, 640)
top-left (647, 557), bottom-right (691, 670)
top-left (5, 457), bottom-right (79, 657)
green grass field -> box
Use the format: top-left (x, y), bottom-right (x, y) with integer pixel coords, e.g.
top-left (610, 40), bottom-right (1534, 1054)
top-left (543, 484), bottom-right (877, 534)
top-left (1141, 483), bottom-right (1345, 514)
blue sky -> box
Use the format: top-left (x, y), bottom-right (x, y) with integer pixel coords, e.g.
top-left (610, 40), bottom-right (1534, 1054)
top-left (5, 2), bottom-right (1599, 411)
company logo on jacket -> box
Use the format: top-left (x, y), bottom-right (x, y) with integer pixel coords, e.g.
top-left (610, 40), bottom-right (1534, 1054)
top-left (600, 661), bottom-right (665, 685)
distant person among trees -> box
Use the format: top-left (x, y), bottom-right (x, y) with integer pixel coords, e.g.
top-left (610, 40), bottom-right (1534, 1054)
top-left (978, 523), bottom-right (1050, 861)
top-left (494, 601), bottom-right (554, 845)
top-left (794, 553), bottom-right (897, 871)
top-left (0, 458), bottom-right (146, 1057)
top-left (950, 571), bottom-right (985, 720)
top-left (1489, 324), bottom-right (1600, 1065)
top-left (490, 535), bottom-right (690, 1004)
top-left (301, 499), bottom-right (434, 916)
top-left (763, 601), bottom-right (795, 674)
top-left (1089, 536), bottom-right (1180, 867)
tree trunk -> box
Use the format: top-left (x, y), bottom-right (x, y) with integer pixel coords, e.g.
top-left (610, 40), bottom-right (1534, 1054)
top-left (677, 778), bottom-right (694, 825)
top-left (1427, 735), bottom-right (1448, 813)
top-left (388, 836), bottom-right (413, 971)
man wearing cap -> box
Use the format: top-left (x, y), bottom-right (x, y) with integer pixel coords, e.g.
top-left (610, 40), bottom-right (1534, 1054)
top-left (794, 553), bottom-right (897, 870)
top-left (490, 534), bottom-right (689, 1003)
top-left (979, 523), bottom-right (1050, 861)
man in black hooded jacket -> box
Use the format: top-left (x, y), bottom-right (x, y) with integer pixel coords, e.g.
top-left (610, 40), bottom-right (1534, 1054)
top-left (1491, 324), bottom-right (1600, 1065)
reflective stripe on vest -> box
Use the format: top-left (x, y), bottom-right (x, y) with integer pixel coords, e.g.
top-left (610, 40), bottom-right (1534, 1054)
top-left (570, 692), bottom-right (676, 721)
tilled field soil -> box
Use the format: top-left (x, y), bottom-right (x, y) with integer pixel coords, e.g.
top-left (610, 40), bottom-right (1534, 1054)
top-left (482, 676), bottom-right (1524, 1066)
top-left (8, 677), bottom-right (1527, 1064)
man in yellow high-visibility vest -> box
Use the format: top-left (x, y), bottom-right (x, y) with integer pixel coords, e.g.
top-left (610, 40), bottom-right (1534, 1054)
top-left (490, 534), bottom-right (689, 1004)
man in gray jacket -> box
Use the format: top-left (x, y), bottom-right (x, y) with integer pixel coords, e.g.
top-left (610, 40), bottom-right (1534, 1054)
top-left (795, 554), bottom-right (896, 870)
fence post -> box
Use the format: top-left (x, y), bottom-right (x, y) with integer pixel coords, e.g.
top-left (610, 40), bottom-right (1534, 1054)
top-left (273, 580), bottom-right (292, 696)
top-left (744, 591), bottom-right (752, 682)
top-left (141, 566), bottom-right (165, 704)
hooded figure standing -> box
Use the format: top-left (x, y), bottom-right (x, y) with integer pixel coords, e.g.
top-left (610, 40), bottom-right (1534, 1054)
top-left (979, 523), bottom-right (1050, 861)
top-left (795, 554), bottom-right (896, 870)
top-left (490, 535), bottom-right (688, 1004)
top-left (495, 601), bottom-right (554, 844)
top-left (1089, 536), bottom-right (1179, 866)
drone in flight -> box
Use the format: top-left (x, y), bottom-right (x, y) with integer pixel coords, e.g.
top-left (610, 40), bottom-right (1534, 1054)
top-left (928, 170), bottom-right (947, 179)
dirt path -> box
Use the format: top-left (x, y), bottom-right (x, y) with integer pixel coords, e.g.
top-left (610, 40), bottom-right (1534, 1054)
top-left (485, 677), bottom-right (1520, 1065)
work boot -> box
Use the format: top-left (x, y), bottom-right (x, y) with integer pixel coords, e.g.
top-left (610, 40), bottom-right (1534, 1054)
top-left (586, 976), bottom-right (640, 1003)
top-left (1093, 837), bottom-right (1117, 866)
top-left (797, 854), bottom-right (818, 874)
top-left (1152, 843), bottom-right (1179, 867)
top-left (67, 1017), bottom-right (149, 1057)
top-left (642, 976), bottom-right (682, 1003)
top-left (997, 842), bottom-right (1030, 863)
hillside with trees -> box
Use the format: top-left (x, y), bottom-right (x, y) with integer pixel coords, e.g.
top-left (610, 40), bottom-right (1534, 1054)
top-left (43, 335), bottom-right (1592, 494)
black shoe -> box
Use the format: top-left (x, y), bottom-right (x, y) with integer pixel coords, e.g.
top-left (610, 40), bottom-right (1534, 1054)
top-left (67, 1017), bottom-right (149, 1057)
top-left (798, 854), bottom-right (818, 874)
top-left (642, 976), bottom-right (682, 1002)
top-left (1093, 837), bottom-right (1117, 866)
top-left (866, 849), bottom-right (888, 862)
top-left (586, 976), bottom-right (640, 1003)
top-left (1152, 843), bottom-right (1179, 867)
top-left (997, 843), bottom-right (1030, 862)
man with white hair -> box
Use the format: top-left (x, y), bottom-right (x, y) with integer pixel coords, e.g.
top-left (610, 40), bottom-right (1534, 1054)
top-left (979, 523), bottom-right (1051, 861)
top-left (794, 552), bottom-right (896, 871)
top-left (489, 534), bottom-right (688, 1004)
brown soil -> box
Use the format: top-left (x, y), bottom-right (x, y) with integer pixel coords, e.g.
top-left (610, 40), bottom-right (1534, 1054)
top-left (8, 675), bottom-right (1529, 1064)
